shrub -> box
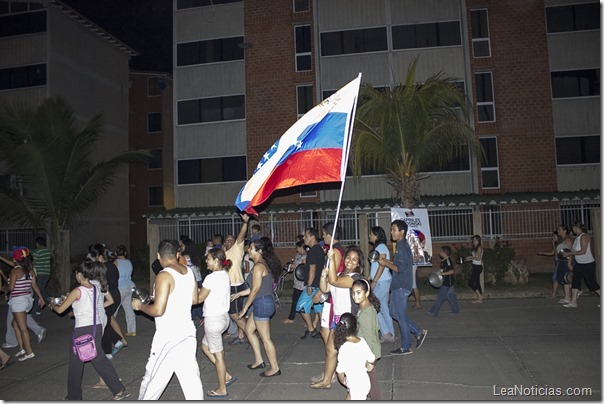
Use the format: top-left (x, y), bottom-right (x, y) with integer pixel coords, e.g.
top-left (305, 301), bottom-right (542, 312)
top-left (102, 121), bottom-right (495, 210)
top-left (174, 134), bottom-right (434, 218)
top-left (483, 238), bottom-right (516, 280)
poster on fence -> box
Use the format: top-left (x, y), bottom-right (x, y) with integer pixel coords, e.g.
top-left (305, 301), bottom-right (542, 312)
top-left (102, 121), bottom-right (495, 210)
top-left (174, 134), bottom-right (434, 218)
top-left (391, 208), bottom-right (433, 267)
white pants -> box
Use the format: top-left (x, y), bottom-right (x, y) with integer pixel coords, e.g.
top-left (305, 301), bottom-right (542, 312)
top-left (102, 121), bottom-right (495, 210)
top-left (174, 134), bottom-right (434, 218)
top-left (138, 334), bottom-right (203, 400)
top-left (115, 286), bottom-right (136, 333)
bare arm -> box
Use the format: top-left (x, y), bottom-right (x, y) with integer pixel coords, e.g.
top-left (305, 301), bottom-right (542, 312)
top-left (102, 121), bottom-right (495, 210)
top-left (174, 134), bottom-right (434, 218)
top-left (239, 263), bottom-right (264, 318)
top-left (0, 256), bottom-right (14, 268)
top-left (30, 272), bottom-right (45, 308)
top-left (236, 212), bottom-right (250, 243)
top-left (370, 251), bottom-right (387, 288)
top-left (198, 287), bottom-right (211, 304)
top-left (103, 291), bottom-right (114, 308)
top-left (50, 287), bottom-right (80, 314)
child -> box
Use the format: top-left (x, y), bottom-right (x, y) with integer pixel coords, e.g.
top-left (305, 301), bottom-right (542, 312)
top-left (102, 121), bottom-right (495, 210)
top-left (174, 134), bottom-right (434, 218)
top-left (426, 246), bottom-right (460, 316)
top-left (334, 312), bottom-right (375, 400)
top-left (49, 261), bottom-right (129, 400)
top-left (351, 279), bottom-right (382, 400)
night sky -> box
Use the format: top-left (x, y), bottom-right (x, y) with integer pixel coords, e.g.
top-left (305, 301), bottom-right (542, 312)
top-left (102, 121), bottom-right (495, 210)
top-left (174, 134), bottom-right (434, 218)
top-left (62, 0), bottom-right (173, 72)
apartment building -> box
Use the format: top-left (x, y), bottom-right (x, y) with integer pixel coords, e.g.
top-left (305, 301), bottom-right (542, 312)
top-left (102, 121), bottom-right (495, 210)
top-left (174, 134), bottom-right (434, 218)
top-left (0, 0), bottom-right (136, 256)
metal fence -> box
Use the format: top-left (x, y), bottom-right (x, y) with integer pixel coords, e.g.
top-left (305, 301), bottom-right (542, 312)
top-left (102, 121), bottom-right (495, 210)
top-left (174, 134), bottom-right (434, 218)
top-left (149, 200), bottom-right (599, 247)
top-left (0, 228), bottom-right (46, 255)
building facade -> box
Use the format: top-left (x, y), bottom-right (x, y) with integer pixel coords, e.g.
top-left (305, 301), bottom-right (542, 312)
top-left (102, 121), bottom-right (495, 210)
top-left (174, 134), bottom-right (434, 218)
top-left (0, 1), bottom-right (136, 256)
top-left (172, 0), bottom-right (599, 210)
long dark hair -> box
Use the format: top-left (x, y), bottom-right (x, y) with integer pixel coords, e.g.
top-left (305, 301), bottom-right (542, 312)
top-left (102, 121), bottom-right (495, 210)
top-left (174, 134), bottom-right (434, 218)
top-left (343, 245), bottom-right (364, 275)
top-left (333, 312), bottom-right (357, 351)
top-left (370, 226), bottom-right (387, 247)
top-left (252, 237), bottom-right (282, 280)
top-left (352, 279), bottom-right (381, 313)
top-left (15, 254), bottom-right (34, 280)
top-left (76, 260), bottom-right (108, 292)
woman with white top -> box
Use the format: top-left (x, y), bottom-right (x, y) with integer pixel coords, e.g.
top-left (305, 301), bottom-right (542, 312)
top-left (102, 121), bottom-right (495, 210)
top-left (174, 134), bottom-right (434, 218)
top-left (368, 226), bottom-right (395, 343)
top-left (465, 235), bottom-right (484, 304)
top-left (49, 261), bottom-right (129, 400)
top-left (114, 245), bottom-right (136, 336)
top-left (563, 221), bottom-right (600, 308)
top-left (198, 248), bottom-right (236, 398)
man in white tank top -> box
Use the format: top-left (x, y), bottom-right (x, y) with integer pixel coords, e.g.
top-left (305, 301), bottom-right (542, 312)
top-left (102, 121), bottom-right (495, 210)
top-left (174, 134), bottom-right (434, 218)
top-left (133, 240), bottom-right (203, 400)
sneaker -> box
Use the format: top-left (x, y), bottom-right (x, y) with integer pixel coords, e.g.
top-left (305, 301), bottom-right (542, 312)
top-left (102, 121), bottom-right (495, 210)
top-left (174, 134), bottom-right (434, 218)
top-left (106, 354), bottom-right (113, 360)
top-left (379, 333), bottom-right (396, 343)
top-left (426, 311), bottom-right (436, 317)
top-left (111, 341), bottom-right (124, 356)
top-left (37, 328), bottom-right (47, 344)
top-left (113, 390), bottom-right (131, 401)
top-left (391, 348), bottom-right (412, 355)
top-left (18, 352), bottom-right (35, 362)
top-left (416, 330), bottom-right (428, 349)
top-left (228, 337), bottom-right (246, 345)
top-left (563, 303), bottom-right (578, 308)
top-left (15, 349), bottom-right (26, 357)
top-left (577, 290), bottom-right (583, 299)
top-left (2, 342), bottom-right (17, 349)
top-left (300, 330), bottom-right (310, 340)
top-left (558, 299), bottom-right (570, 304)
top-left (310, 329), bottom-right (321, 339)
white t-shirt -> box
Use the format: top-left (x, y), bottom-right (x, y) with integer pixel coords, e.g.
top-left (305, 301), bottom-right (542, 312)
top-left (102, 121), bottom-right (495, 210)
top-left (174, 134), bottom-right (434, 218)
top-left (336, 337), bottom-right (375, 397)
top-left (201, 270), bottom-right (231, 317)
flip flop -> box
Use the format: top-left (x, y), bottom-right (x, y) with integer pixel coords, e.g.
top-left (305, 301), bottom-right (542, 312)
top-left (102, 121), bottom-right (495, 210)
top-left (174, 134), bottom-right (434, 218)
top-left (0, 356), bottom-right (12, 370)
top-left (207, 390), bottom-right (228, 398)
top-left (92, 383), bottom-right (109, 389)
top-left (225, 376), bottom-right (237, 387)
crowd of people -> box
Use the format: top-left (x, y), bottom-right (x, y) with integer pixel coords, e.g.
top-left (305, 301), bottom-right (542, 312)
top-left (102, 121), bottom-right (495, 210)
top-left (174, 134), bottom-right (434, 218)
top-left (0, 215), bottom-right (598, 400)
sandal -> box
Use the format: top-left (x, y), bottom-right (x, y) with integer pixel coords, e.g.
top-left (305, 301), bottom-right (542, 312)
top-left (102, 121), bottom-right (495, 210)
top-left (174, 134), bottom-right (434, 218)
top-left (207, 389), bottom-right (228, 398)
top-left (92, 383), bottom-right (108, 389)
top-left (0, 355), bottom-right (12, 370)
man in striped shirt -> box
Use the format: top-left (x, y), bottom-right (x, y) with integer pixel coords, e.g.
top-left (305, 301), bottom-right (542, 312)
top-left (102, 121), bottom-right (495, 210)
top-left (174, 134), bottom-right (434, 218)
top-left (32, 237), bottom-right (52, 315)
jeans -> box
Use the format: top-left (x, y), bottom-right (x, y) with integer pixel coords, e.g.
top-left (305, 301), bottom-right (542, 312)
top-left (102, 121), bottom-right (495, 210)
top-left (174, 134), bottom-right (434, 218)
top-left (373, 280), bottom-right (394, 336)
top-left (428, 285), bottom-right (460, 316)
top-left (389, 288), bottom-right (422, 350)
top-left (115, 286), bottom-right (137, 333)
top-left (33, 274), bottom-right (50, 312)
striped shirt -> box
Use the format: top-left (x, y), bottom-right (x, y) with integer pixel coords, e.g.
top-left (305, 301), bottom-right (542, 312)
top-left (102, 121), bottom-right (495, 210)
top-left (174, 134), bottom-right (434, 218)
top-left (11, 272), bottom-right (32, 298)
top-left (32, 247), bottom-right (52, 275)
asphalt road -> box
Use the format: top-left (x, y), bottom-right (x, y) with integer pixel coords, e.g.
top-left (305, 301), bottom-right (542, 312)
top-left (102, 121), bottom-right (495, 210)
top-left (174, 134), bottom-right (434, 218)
top-left (0, 294), bottom-right (600, 401)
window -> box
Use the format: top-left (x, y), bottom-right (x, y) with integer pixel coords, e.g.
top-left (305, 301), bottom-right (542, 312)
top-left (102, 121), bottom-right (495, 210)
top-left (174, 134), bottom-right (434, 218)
top-left (556, 136), bottom-right (600, 165)
top-left (148, 186), bottom-right (163, 207)
top-left (297, 85), bottom-right (313, 118)
top-left (147, 76), bottom-right (166, 97)
top-left (475, 72), bottom-right (495, 122)
top-left (148, 113), bottom-right (162, 133)
top-left (148, 149), bottom-right (162, 170)
top-left (419, 147), bottom-right (470, 172)
top-left (551, 69), bottom-right (600, 98)
top-left (176, 0), bottom-right (241, 10)
top-left (392, 21), bottom-right (461, 50)
top-left (480, 137), bottom-right (499, 188)
top-left (177, 36), bottom-right (244, 67)
top-left (177, 156), bottom-right (247, 184)
top-left (320, 27), bottom-right (387, 56)
top-left (0, 63), bottom-right (46, 90)
top-left (177, 95), bottom-right (245, 125)
top-left (295, 25), bottom-right (311, 71)
top-left (300, 191), bottom-right (317, 197)
top-left (294, 0), bottom-right (309, 12)
top-left (0, 9), bottom-right (46, 37)
top-left (470, 9), bottom-right (490, 58)
top-left (546, 3), bottom-right (599, 33)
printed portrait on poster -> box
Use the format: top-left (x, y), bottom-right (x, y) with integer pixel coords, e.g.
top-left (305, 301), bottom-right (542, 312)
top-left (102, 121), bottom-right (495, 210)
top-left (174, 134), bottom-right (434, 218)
top-left (391, 208), bottom-right (432, 267)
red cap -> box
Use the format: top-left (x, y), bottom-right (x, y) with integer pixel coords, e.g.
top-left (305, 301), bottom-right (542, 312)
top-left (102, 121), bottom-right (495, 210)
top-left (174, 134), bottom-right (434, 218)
top-left (12, 247), bottom-right (29, 261)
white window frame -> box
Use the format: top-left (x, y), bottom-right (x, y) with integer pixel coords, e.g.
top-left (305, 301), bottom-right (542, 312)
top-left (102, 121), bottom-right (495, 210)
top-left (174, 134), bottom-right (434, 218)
top-left (480, 136), bottom-right (500, 189)
top-left (471, 9), bottom-right (491, 58)
top-left (294, 24), bottom-right (311, 72)
top-left (475, 72), bottom-right (496, 123)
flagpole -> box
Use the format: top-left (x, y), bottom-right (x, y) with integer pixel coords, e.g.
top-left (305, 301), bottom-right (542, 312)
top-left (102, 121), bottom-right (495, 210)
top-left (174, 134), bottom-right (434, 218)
top-left (330, 73), bottom-right (361, 250)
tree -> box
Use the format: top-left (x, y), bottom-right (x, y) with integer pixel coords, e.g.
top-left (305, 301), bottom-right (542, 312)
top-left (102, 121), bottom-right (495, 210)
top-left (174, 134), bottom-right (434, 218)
top-left (352, 59), bottom-right (482, 208)
top-left (0, 97), bottom-right (150, 293)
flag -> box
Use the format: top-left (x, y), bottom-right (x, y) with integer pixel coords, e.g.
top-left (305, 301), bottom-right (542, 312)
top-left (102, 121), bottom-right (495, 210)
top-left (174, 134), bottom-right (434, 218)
top-left (235, 74), bottom-right (362, 214)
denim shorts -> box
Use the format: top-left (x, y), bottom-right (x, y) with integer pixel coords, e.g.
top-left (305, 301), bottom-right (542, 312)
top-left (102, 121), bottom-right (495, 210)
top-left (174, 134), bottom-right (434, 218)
top-left (9, 294), bottom-right (33, 313)
top-left (253, 295), bottom-right (276, 321)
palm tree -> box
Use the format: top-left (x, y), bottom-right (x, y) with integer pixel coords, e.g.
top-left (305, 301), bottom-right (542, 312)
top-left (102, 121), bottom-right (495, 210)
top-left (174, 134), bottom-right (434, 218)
top-left (0, 97), bottom-right (150, 293)
top-left (352, 59), bottom-right (482, 208)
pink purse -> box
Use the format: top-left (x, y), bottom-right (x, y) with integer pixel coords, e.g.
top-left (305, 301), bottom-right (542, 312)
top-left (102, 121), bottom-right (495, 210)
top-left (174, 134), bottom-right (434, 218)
top-left (72, 286), bottom-right (98, 362)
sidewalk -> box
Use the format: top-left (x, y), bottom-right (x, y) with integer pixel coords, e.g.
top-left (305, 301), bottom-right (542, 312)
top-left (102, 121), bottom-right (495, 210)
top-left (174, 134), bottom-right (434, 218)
top-left (0, 294), bottom-right (600, 401)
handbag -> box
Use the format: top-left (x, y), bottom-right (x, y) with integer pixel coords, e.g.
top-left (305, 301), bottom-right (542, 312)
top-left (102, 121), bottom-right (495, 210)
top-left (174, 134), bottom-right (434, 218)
top-left (72, 286), bottom-right (98, 362)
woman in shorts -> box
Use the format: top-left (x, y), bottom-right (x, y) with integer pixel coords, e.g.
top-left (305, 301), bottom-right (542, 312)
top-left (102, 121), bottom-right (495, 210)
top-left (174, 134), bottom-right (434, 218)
top-left (198, 248), bottom-right (236, 398)
top-left (232, 237), bottom-right (281, 377)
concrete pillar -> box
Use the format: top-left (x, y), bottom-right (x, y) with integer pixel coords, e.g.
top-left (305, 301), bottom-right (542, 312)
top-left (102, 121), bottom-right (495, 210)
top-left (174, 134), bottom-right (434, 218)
top-left (358, 213), bottom-right (369, 278)
top-left (57, 230), bottom-right (70, 294)
top-left (148, 222), bottom-right (159, 291)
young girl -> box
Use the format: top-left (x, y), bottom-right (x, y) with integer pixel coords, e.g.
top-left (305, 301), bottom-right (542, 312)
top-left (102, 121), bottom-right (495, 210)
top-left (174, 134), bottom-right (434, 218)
top-left (334, 312), bottom-right (375, 400)
top-left (465, 235), bottom-right (484, 304)
top-left (198, 248), bottom-right (237, 398)
top-left (49, 261), bottom-right (129, 400)
top-left (351, 279), bottom-right (382, 400)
